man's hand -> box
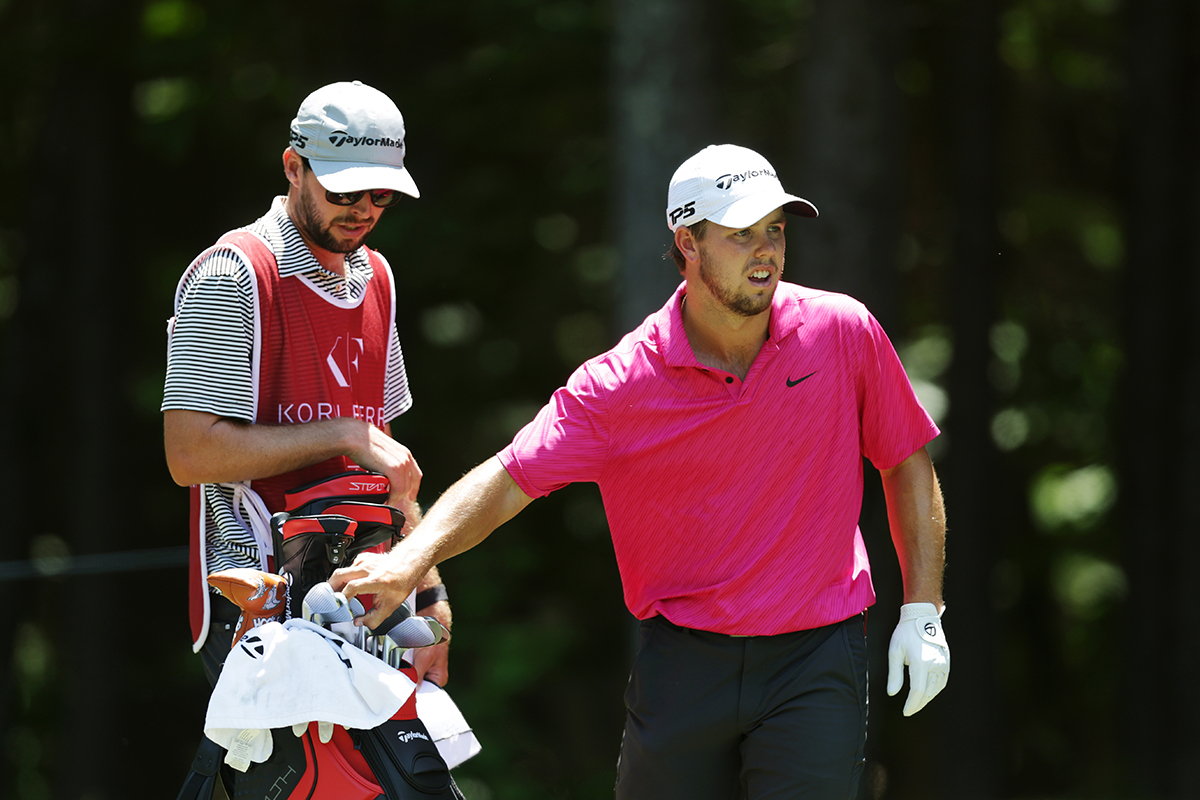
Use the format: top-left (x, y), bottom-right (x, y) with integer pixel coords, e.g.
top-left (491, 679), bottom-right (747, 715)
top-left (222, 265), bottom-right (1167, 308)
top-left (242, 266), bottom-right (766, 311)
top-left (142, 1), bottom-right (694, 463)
top-left (409, 599), bottom-right (451, 686)
top-left (330, 550), bottom-right (426, 631)
top-left (332, 457), bottom-right (533, 685)
top-left (331, 554), bottom-right (450, 685)
top-left (350, 422), bottom-right (422, 508)
top-left (886, 602), bottom-right (950, 716)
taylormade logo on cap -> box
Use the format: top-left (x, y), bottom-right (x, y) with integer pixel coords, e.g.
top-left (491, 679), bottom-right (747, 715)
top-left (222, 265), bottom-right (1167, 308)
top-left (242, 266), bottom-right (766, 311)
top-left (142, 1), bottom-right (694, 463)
top-left (715, 168), bottom-right (777, 190)
top-left (289, 130), bottom-right (403, 151)
top-left (666, 144), bottom-right (817, 231)
top-left (328, 131), bottom-right (405, 149)
top-left (289, 80), bottom-right (420, 198)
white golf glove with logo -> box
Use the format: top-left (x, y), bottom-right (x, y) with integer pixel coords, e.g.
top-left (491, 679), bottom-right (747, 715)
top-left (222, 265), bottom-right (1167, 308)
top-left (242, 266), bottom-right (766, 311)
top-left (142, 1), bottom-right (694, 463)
top-left (886, 602), bottom-right (949, 716)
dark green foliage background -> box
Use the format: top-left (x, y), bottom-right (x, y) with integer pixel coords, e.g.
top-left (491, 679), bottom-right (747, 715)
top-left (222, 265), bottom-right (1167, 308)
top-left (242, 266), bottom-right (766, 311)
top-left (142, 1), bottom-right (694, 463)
top-left (1, 1), bottom-right (1185, 798)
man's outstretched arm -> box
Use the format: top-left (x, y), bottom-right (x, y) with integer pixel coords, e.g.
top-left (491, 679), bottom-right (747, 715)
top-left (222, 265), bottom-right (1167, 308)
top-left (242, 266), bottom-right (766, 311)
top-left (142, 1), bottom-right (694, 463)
top-left (330, 455), bottom-right (534, 629)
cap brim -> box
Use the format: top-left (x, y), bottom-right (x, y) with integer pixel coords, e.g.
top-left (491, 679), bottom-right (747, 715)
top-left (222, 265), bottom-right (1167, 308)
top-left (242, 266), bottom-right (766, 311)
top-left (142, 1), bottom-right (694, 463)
top-left (708, 191), bottom-right (818, 229)
top-left (311, 160), bottom-right (420, 198)
top-left (783, 197), bottom-right (819, 218)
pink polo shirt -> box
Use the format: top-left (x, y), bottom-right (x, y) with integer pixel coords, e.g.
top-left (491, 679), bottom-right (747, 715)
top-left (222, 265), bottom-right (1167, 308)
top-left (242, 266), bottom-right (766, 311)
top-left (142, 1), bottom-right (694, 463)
top-left (499, 281), bottom-right (939, 635)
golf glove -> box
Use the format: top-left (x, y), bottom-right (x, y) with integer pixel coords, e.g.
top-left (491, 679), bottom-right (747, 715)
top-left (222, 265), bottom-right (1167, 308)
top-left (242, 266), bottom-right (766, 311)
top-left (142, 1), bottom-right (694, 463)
top-left (886, 602), bottom-right (950, 716)
top-left (292, 720), bottom-right (335, 743)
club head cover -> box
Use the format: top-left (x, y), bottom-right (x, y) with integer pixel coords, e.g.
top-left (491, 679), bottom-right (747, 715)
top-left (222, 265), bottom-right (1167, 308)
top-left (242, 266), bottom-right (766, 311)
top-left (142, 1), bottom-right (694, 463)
top-left (207, 568), bottom-right (289, 647)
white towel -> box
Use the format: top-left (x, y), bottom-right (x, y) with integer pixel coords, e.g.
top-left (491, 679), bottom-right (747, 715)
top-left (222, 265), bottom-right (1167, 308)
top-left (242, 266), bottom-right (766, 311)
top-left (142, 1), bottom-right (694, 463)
top-left (415, 681), bottom-right (482, 768)
top-left (204, 618), bottom-right (415, 765)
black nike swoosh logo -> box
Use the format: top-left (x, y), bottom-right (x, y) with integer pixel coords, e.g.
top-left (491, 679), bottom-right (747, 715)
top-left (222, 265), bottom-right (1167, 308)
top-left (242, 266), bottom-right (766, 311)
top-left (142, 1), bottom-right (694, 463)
top-left (786, 371), bottom-right (818, 387)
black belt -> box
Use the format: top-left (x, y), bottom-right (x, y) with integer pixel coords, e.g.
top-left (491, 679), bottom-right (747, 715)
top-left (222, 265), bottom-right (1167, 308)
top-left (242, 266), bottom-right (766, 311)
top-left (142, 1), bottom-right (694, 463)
top-left (209, 593), bottom-right (241, 628)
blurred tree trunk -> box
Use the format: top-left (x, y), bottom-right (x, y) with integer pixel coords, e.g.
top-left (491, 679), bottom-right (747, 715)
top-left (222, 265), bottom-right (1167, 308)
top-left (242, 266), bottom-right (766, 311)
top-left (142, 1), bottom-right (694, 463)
top-left (610, 0), bottom-right (718, 671)
top-left (14, 5), bottom-right (127, 794)
top-left (935, 1), bottom-right (1006, 798)
top-left (791, 0), bottom-right (904, 326)
top-left (790, 3), bottom-right (907, 798)
top-left (0, 257), bottom-right (17, 794)
top-left (1120, 2), bottom-right (1200, 797)
top-left (610, 0), bottom-right (717, 334)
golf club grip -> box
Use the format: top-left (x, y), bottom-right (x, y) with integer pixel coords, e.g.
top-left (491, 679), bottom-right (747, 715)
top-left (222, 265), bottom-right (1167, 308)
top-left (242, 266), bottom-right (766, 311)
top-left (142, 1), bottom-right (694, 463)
top-left (367, 603), bottom-right (412, 636)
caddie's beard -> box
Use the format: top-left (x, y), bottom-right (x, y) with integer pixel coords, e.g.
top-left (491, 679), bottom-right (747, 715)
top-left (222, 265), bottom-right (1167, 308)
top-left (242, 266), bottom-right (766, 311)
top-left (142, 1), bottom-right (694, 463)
top-left (698, 246), bottom-right (782, 318)
top-left (293, 188), bottom-right (375, 254)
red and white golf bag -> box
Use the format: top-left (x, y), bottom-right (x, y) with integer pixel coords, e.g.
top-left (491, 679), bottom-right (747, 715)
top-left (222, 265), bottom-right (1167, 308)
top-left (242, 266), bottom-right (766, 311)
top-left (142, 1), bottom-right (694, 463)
top-left (177, 470), bottom-right (464, 800)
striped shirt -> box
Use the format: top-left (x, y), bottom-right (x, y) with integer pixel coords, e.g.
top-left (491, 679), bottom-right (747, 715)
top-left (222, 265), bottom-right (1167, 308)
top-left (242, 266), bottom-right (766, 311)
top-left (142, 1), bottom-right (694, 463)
top-left (163, 197), bottom-right (412, 575)
top-left (499, 281), bottom-right (938, 636)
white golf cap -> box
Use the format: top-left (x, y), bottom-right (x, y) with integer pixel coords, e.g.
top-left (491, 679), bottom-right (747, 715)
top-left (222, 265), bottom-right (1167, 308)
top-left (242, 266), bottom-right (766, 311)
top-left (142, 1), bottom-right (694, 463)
top-left (666, 144), bottom-right (816, 231)
top-left (288, 80), bottom-right (420, 198)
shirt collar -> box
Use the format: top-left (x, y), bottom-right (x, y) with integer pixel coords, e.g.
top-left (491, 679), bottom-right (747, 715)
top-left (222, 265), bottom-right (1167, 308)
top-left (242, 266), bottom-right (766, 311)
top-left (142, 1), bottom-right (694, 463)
top-left (263, 196), bottom-right (371, 280)
top-left (656, 282), bottom-right (697, 367)
top-left (653, 280), bottom-right (816, 368)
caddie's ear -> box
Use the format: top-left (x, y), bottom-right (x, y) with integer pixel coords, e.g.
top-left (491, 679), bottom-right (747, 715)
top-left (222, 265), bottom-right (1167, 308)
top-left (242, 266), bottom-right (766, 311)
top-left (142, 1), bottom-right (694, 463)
top-left (674, 225), bottom-right (702, 267)
top-left (282, 147), bottom-right (304, 190)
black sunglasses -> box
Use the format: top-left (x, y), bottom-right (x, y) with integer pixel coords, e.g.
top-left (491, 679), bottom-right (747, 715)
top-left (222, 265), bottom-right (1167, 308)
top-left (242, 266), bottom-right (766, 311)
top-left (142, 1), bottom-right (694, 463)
top-left (325, 188), bottom-right (402, 208)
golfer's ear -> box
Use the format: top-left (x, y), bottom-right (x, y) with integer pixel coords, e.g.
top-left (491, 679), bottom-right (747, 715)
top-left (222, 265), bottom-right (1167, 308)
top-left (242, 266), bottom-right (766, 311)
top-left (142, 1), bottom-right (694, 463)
top-left (675, 225), bottom-right (701, 265)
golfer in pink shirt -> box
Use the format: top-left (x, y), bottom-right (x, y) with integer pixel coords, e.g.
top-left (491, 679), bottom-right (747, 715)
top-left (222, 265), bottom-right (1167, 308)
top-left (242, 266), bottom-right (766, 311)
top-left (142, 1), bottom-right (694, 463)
top-left (334, 144), bottom-right (951, 799)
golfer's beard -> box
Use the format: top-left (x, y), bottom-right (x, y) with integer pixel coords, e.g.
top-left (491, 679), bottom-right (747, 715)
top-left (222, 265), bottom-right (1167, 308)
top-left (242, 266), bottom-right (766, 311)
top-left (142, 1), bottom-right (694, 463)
top-left (295, 190), bottom-right (371, 254)
top-left (698, 248), bottom-right (781, 317)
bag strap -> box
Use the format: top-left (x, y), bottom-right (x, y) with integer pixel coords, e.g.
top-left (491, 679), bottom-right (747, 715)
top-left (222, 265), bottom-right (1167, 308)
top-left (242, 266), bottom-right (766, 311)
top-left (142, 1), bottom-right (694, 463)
top-left (174, 735), bottom-right (226, 800)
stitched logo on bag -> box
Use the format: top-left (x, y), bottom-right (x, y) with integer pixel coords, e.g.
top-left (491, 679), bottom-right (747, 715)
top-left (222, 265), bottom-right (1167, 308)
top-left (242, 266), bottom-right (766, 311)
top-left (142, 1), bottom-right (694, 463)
top-left (269, 765), bottom-right (296, 797)
top-left (396, 731), bottom-right (430, 744)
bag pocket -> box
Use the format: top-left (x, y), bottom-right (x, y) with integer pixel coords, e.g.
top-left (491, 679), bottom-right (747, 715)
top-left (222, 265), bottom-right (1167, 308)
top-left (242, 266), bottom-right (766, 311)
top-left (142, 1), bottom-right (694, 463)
top-left (351, 718), bottom-right (463, 799)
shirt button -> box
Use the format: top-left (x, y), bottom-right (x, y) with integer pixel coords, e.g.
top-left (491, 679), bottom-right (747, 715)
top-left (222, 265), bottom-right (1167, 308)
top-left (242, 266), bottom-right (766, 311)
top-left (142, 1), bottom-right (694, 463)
top-left (725, 376), bottom-right (734, 384)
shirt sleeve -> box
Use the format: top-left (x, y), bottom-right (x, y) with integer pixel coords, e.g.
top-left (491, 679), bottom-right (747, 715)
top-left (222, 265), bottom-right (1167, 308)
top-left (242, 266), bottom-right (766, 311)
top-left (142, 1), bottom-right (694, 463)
top-left (856, 311), bottom-right (940, 470)
top-left (498, 362), bottom-right (610, 498)
top-left (382, 322), bottom-right (412, 423)
top-left (161, 249), bottom-right (256, 421)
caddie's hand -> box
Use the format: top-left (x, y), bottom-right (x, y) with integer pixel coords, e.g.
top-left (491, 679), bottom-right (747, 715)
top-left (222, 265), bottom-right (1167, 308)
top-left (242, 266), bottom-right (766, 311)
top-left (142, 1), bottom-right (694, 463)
top-left (411, 640), bottom-right (450, 687)
top-left (886, 602), bottom-right (950, 716)
top-left (329, 550), bottom-right (421, 631)
top-left (348, 422), bottom-right (423, 508)
top-left (411, 599), bottom-right (452, 686)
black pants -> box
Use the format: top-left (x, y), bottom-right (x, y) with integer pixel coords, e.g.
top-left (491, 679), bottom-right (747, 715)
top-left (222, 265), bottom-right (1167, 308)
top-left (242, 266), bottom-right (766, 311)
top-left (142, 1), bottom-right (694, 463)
top-left (199, 594), bottom-right (240, 687)
top-left (615, 614), bottom-right (869, 800)
top-left (194, 596), bottom-right (245, 799)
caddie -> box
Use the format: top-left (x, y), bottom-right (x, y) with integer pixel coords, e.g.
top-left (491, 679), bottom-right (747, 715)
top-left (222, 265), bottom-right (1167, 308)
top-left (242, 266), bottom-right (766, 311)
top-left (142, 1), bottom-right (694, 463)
top-left (162, 80), bottom-right (451, 688)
